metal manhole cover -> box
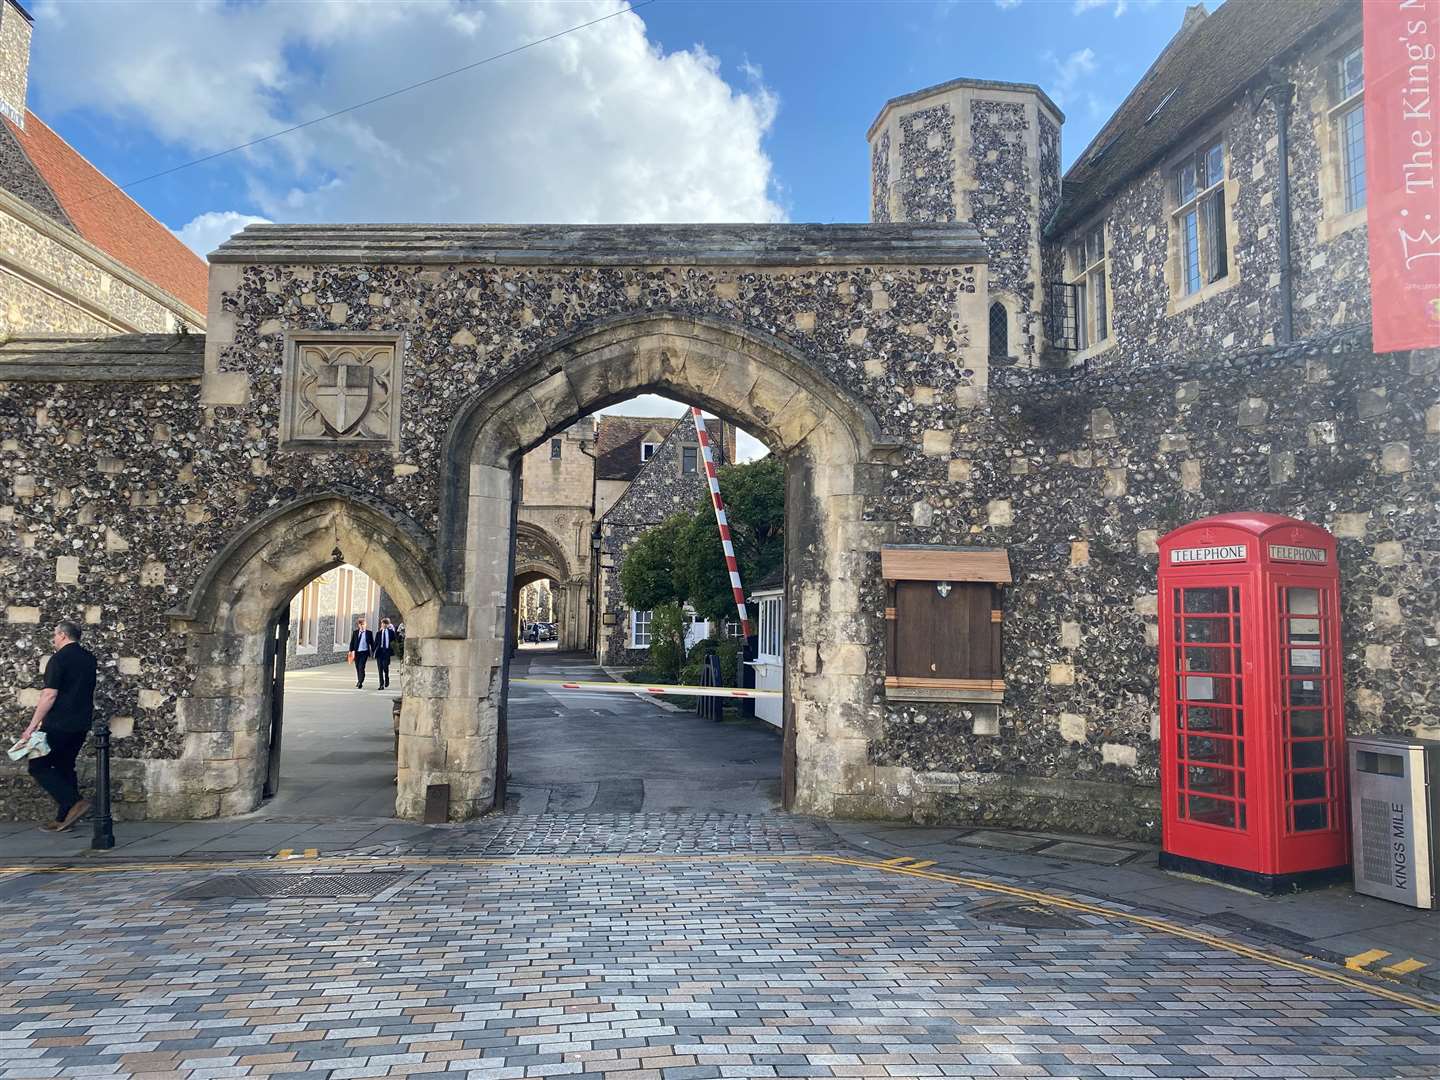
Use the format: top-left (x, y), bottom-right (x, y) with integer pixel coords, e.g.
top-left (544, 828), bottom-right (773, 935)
top-left (968, 900), bottom-right (1088, 930)
top-left (170, 871), bottom-right (410, 901)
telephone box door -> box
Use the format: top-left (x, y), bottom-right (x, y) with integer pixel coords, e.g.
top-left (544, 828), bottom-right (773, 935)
top-left (1162, 578), bottom-right (1261, 869)
top-left (1270, 576), bottom-right (1346, 864)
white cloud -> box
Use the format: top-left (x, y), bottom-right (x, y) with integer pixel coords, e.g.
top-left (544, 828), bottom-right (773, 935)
top-left (995, 0), bottom-right (1023, 10)
top-left (1074, 0), bottom-right (1128, 15)
top-left (31, 0), bottom-right (782, 226)
top-left (1046, 47), bottom-right (1098, 107)
top-left (175, 210), bottom-right (271, 258)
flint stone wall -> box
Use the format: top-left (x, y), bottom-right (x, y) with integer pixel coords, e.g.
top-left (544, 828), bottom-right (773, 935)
top-left (3, 224), bottom-right (992, 821)
top-left (870, 326), bottom-right (1439, 838)
top-left (3, 223), bottom-right (1431, 837)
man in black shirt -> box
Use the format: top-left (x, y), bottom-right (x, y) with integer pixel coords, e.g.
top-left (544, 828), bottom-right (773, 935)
top-left (20, 621), bottom-right (97, 832)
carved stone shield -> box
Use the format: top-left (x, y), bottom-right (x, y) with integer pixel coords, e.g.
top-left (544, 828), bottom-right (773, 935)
top-left (312, 355), bottom-right (374, 436)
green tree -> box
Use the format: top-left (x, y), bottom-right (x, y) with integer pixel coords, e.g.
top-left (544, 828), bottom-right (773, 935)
top-left (618, 513), bottom-right (691, 612)
top-left (679, 455), bottom-right (785, 624)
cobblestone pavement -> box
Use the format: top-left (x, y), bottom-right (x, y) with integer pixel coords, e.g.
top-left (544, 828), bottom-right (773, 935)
top-left (1, 850), bottom-right (1436, 1079)
top-left (342, 813), bottom-right (841, 858)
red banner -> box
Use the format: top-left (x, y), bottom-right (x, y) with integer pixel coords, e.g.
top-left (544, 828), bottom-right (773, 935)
top-left (1364, 0), bottom-right (1440, 353)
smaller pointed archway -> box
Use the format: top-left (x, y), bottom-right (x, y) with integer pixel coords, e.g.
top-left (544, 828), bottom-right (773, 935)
top-left (512, 521), bottom-right (584, 651)
top-left (163, 490), bottom-right (474, 820)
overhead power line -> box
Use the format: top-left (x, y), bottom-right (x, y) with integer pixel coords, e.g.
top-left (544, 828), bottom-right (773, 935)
top-left (79, 0), bottom-right (659, 206)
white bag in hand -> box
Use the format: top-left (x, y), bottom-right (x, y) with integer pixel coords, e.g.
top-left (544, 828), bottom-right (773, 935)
top-left (7, 731), bottom-right (49, 761)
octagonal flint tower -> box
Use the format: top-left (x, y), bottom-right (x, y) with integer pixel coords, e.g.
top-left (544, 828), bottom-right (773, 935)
top-left (868, 78), bottom-right (1063, 367)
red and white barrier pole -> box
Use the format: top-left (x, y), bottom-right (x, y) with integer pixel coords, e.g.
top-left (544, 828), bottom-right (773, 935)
top-left (691, 407), bottom-right (751, 639)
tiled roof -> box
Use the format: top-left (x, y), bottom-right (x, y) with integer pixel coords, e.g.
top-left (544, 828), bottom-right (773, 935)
top-left (1048, 0), bottom-right (1354, 238)
top-left (593, 416), bottom-right (679, 480)
top-left (2, 112), bottom-right (208, 314)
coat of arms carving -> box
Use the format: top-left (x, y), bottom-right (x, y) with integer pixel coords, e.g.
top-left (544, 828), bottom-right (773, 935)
top-left (280, 333), bottom-right (403, 451)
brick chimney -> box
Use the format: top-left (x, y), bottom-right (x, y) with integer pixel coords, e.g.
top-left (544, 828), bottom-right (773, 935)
top-left (0, 0), bottom-right (31, 128)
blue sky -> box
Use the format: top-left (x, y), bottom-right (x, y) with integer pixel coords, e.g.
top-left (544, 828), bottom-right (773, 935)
top-left (28, 0), bottom-right (1204, 249)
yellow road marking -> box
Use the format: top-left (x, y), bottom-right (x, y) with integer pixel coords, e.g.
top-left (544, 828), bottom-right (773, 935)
top-left (0, 851), bottom-right (1434, 1014)
top-left (908, 860), bottom-right (937, 869)
top-left (1382, 958), bottom-right (1428, 976)
top-left (304, 848), bottom-right (318, 858)
top-left (276, 849), bottom-right (293, 858)
top-left (811, 856), bottom-right (1440, 1016)
top-left (1345, 949), bottom-right (1391, 970)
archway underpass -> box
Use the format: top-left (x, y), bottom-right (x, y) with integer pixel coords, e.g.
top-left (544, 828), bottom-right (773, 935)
top-left (502, 394), bottom-right (783, 815)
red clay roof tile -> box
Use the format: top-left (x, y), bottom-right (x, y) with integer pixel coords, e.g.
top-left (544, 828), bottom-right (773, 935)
top-left (4, 111), bottom-right (207, 315)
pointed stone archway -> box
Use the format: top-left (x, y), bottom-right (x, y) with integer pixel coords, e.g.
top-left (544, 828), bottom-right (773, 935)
top-left (511, 520), bottom-right (582, 650)
top-left (442, 312), bottom-right (892, 814)
top-left (164, 490), bottom-right (474, 819)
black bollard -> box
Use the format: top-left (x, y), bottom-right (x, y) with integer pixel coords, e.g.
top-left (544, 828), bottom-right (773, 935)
top-left (90, 714), bottom-right (114, 850)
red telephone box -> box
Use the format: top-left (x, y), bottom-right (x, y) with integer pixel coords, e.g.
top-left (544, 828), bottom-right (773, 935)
top-left (1157, 513), bottom-right (1349, 893)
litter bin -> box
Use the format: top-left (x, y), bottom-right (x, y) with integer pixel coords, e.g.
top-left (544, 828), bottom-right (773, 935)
top-left (1349, 735), bottom-right (1440, 909)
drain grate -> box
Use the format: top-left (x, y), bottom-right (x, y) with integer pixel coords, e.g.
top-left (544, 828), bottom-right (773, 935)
top-left (170, 871), bottom-right (409, 901)
top-left (968, 899), bottom-right (1089, 931)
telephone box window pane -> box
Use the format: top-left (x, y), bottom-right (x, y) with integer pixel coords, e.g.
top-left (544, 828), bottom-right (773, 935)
top-left (1188, 736), bottom-right (1236, 767)
top-left (1294, 803), bottom-right (1328, 832)
top-left (1290, 741), bottom-right (1326, 769)
top-left (1187, 767), bottom-right (1237, 798)
top-left (1292, 772), bottom-right (1327, 801)
top-left (1185, 646), bottom-right (1233, 674)
top-left (1183, 588), bottom-right (1230, 614)
top-left (1287, 679), bottom-right (1323, 707)
top-left (1184, 617), bottom-right (1230, 643)
top-left (1188, 796), bottom-right (1237, 829)
top-left (1289, 710), bottom-right (1325, 738)
top-left (1186, 706), bottom-right (1233, 734)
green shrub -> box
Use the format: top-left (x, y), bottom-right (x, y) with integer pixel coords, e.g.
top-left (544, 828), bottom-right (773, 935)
top-left (647, 603), bottom-right (688, 683)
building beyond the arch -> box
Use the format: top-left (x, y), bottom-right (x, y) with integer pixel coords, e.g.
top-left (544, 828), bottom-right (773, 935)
top-left (1, 0), bottom-right (1435, 832)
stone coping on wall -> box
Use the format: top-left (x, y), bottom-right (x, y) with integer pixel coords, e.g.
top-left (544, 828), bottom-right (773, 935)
top-left (209, 223), bottom-right (990, 267)
top-left (866, 76), bottom-right (1065, 138)
top-left (0, 331), bottom-right (204, 380)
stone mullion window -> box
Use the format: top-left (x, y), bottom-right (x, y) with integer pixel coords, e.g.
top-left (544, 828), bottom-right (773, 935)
top-left (1172, 140), bottom-right (1228, 299)
top-left (1332, 45), bottom-right (1365, 213)
top-left (1065, 222), bottom-right (1108, 350)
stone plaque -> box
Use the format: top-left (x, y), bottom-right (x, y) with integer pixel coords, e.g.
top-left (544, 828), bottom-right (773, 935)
top-left (280, 333), bottom-right (402, 451)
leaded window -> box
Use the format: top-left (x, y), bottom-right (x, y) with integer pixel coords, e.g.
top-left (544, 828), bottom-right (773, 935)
top-left (1173, 140), bottom-right (1227, 296)
top-left (988, 301), bottom-right (1009, 359)
top-left (1064, 222), bottom-right (1108, 348)
top-left (1334, 45), bottom-right (1365, 213)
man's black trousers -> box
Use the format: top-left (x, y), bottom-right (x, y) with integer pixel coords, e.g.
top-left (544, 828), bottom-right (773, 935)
top-left (29, 729), bottom-right (88, 820)
top-left (355, 652), bottom-right (369, 686)
top-left (375, 651), bottom-right (391, 688)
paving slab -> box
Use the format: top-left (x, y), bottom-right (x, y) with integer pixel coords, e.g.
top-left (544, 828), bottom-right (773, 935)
top-left (0, 851), bottom-right (1434, 1078)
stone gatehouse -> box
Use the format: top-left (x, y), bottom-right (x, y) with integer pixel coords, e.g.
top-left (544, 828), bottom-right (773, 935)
top-left (1, 0), bottom-right (1436, 835)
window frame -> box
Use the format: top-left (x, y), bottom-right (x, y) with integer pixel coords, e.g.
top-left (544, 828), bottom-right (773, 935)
top-left (756, 595), bottom-right (783, 662)
top-left (1063, 221), bottom-right (1110, 353)
top-left (550, 437), bottom-right (563, 460)
top-left (680, 445), bottom-right (700, 475)
top-left (1327, 42), bottom-right (1366, 221)
top-left (1171, 139), bottom-right (1228, 297)
top-left (640, 442), bottom-right (657, 462)
top-left (629, 608), bottom-right (652, 649)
